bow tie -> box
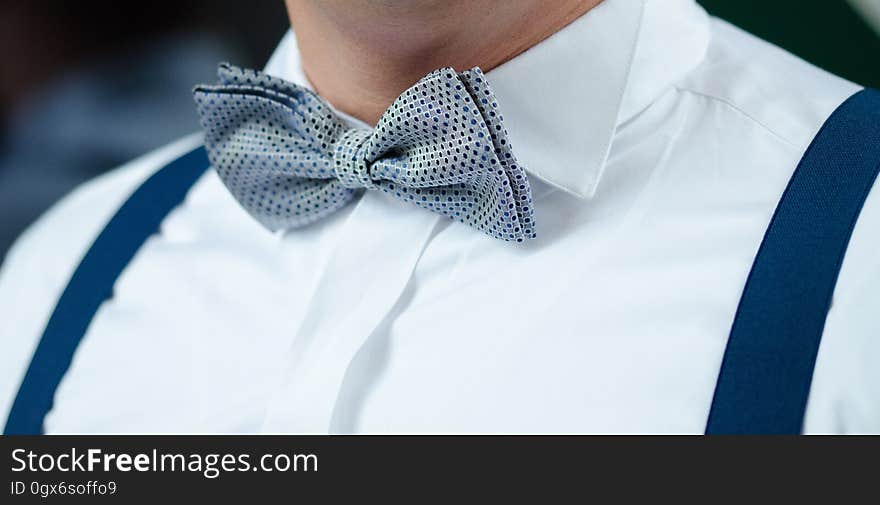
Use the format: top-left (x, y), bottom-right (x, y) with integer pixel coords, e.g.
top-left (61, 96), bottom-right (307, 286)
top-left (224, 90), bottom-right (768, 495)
top-left (193, 63), bottom-right (536, 242)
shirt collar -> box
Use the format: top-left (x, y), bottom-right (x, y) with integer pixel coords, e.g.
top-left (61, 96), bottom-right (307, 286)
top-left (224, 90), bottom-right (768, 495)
top-left (263, 0), bottom-right (710, 199)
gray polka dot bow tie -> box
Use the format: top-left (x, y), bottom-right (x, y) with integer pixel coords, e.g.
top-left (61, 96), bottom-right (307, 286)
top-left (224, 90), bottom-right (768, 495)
top-left (193, 63), bottom-right (536, 242)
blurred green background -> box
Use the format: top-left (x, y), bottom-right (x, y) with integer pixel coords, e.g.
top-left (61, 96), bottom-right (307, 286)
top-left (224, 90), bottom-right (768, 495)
top-left (699, 0), bottom-right (880, 88)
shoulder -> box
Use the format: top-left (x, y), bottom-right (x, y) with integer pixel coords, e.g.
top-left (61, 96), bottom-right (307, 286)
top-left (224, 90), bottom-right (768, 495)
top-left (677, 17), bottom-right (862, 151)
top-left (678, 19), bottom-right (880, 432)
top-left (0, 134), bottom-right (201, 426)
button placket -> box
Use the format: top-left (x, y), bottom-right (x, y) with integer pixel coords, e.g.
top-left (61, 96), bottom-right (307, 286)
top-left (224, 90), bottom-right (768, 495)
top-left (260, 193), bottom-right (441, 433)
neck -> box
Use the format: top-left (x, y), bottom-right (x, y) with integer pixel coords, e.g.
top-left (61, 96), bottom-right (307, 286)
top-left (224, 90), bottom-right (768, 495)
top-left (285, 0), bottom-right (601, 125)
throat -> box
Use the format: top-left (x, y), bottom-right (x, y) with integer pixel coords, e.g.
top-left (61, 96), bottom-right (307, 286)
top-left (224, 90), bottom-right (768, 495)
top-left (285, 0), bottom-right (602, 125)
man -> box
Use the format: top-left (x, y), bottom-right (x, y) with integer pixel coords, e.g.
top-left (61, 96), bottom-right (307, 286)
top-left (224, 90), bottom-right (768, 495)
top-left (1, 0), bottom-right (878, 434)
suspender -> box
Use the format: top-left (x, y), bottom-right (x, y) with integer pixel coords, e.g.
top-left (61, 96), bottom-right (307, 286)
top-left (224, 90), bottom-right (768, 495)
top-left (3, 147), bottom-right (209, 435)
top-left (706, 88), bottom-right (880, 434)
top-left (4, 90), bottom-right (879, 435)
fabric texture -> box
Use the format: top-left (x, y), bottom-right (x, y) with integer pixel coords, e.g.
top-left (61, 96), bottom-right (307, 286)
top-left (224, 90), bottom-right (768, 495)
top-left (705, 88), bottom-right (880, 434)
top-left (193, 64), bottom-right (536, 242)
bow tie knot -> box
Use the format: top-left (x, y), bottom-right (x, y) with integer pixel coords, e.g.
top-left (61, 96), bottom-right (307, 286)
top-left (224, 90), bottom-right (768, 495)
top-left (333, 128), bottom-right (378, 190)
top-left (193, 63), bottom-right (536, 242)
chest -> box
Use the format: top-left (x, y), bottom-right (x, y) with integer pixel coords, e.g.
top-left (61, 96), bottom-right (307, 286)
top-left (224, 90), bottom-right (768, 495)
top-left (45, 169), bottom-right (771, 433)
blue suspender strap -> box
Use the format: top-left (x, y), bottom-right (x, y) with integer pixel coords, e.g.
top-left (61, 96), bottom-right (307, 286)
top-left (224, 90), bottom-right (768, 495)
top-left (3, 146), bottom-right (209, 435)
top-left (706, 88), bottom-right (880, 434)
top-left (3, 92), bottom-right (878, 436)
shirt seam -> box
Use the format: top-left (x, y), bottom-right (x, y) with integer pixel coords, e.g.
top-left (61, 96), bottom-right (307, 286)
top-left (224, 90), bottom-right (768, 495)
top-left (673, 85), bottom-right (802, 152)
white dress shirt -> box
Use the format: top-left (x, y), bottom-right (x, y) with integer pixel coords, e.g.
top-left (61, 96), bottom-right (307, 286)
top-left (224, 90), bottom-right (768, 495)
top-left (1, 0), bottom-right (878, 434)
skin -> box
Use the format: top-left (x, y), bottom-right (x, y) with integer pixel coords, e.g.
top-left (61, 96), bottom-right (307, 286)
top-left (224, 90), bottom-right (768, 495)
top-left (285, 0), bottom-right (602, 125)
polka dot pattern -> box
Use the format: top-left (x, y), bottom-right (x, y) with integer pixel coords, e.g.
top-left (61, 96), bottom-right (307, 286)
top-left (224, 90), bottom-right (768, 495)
top-left (193, 63), bottom-right (536, 241)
